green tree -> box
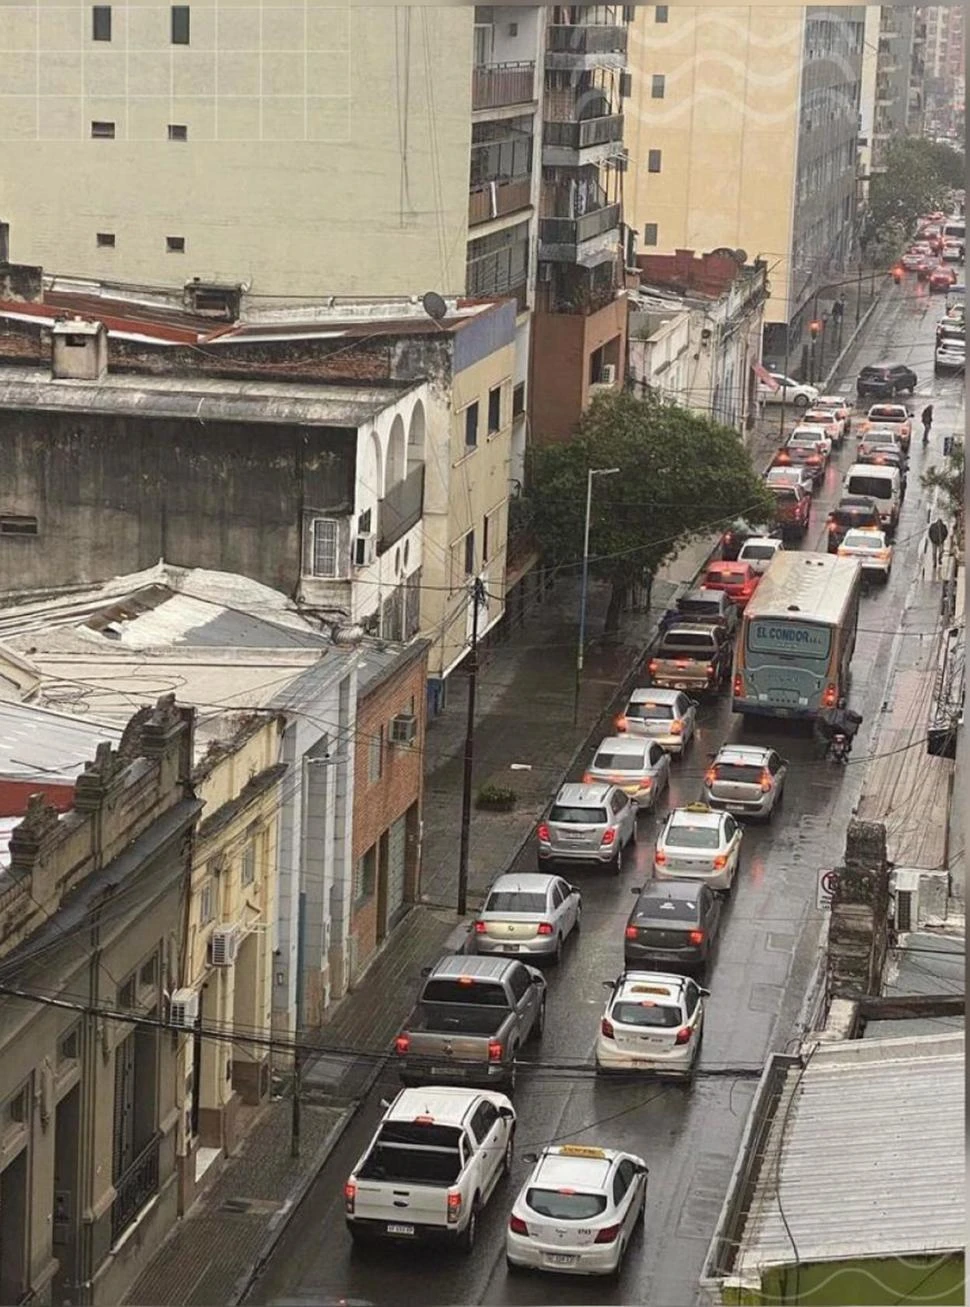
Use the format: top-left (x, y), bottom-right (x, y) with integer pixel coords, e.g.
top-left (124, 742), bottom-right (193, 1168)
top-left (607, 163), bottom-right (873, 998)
top-left (922, 440), bottom-right (965, 543)
top-left (528, 391), bottom-right (777, 632)
top-left (865, 139), bottom-right (965, 257)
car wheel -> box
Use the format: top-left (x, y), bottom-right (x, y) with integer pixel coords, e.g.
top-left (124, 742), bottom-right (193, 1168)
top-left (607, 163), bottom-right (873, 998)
top-left (532, 997), bottom-right (546, 1041)
top-left (461, 1199), bottom-right (481, 1253)
top-left (611, 844), bottom-right (624, 876)
top-left (794, 394), bottom-right (810, 409)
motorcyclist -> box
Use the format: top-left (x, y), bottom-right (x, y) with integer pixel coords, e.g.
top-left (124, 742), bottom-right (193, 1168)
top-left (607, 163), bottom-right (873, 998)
top-left (816, 698), bottom-right (863, 756)
top-left (921, 404), bottom-right (934, 445)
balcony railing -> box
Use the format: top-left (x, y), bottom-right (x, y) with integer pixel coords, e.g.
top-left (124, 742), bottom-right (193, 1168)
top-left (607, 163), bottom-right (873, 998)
top-left (540, 202), bottom-right (621, 247)
top-left (546, 24), bottom-right (628, 56)
top-left (378, 465), bottom-right (425, 554)
top-left (472, 61), bottom-right (536, 111)
top-left (469, 177), bottom-right (533, 226)
top-left (544, 114), bottom-right (624, 150)
top-left (112, 1136), bottom-right (160, 1244)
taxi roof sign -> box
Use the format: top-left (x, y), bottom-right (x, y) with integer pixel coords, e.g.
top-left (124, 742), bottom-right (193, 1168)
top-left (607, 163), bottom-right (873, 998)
top-left (629, 984), bottom-right (671, 995)
top-left (558, 1145), bottom-right (607, 1159)
top-left (684, 802), bottom-right (711, 813)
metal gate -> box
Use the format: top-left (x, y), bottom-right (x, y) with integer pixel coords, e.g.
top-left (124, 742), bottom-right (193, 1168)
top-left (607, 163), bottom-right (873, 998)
top-left (386, 813), bottom-right (408, 929)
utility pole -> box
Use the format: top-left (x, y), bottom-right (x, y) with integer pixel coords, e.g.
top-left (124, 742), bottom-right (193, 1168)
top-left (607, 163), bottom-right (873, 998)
top-left (291, 890), bottom-right (306, 1158)
top-left (855, 264), bottom-right (863, 327)
top-left (574, 468), bottom-right (620, 725)
top-left (457, 577), bottom-right (486, 918)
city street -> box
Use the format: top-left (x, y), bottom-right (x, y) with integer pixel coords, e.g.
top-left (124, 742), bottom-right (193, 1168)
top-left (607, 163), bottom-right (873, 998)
top-left (244, 278), bottom-right (963, 1307)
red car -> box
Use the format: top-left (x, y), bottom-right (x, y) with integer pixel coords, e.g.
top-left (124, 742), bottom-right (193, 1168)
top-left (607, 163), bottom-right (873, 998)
top-left (769, 483), bottom-right (812, 542)
top-left (917, 258), bottom-right (938, 282)
top-left (701, 561), bottom-right (760, 610)
top-left (929, 266), bottom-right (956, 292)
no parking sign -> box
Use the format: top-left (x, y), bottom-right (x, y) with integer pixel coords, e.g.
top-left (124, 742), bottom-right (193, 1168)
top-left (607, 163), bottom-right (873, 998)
top-left (817, 868), bottom-right (840, 910)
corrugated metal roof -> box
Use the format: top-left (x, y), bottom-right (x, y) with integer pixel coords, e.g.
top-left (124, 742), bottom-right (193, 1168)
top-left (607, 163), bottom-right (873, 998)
top-left (737, 1033), bottom-right (965, 1270)
top-left (0, 700), bottom-right (121, 781)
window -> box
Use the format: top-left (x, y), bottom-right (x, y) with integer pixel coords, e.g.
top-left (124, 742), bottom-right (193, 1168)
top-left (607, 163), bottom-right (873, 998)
top-left (464, 401), bottom-right (479, 449)
top-left (5, 1085), bottom-right (28, 1126)
top-left (469, 1101), bottom-right (499, 1143)
top-left (139, 956), bottom-right (157, 989)
top-left (310, 517), bottom-right (339, 577)
top-left (357, 508), bottom-right (372, 535)
top-left (643, 222), bottom-right (658, 246)
top-left (507, 965), bottom-right (531, 1004)
top-left (651, 74), bottom-right (665, 98)
top-left (241, 841), bottom-right (256, 886)
top-left (655, 5), bottom-right (668, 20)
top-left (199, 878), bottom-right (214, 925)
top-left (96, 232), bottom-right (116, 248)
top-left (58, 1027), bottom-right (80, 1064)
top-left (0, 515), bottom-right (38, 536)
top-left (92, 5), bottom-right (111, 40)
top-left (355, 844), bottom-right (377, 901)
top-left (118, 975), bottom-right (137, 1009)
top-left (482, 511), bottom-right (490, 565)
top-left (368, 725), bottom-right (384, 784)
top-left (91, 120), bottom-right (115, 138)
top-left (464, 530), bottom-right (475, 577)
top-left (512, 382), bottom-right (525, 417)
top-left (168, 123), bottom-right (188, 141)
top-left (648, 149), bottom-right (662, 173)
top-left (166, 235), bottom-right (185, 253)
top-left (487, 385), bottom-right (501, 434)
top-left (171, 4), bottom-right (190, 44)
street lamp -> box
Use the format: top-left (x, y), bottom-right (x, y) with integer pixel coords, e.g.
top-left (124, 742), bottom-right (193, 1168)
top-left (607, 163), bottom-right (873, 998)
top-left (573, 467), bottom-right (620, 726)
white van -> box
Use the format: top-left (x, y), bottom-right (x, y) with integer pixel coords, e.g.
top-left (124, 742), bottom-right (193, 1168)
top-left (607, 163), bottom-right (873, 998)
top-left (843, 464), bottom-right (902, 536)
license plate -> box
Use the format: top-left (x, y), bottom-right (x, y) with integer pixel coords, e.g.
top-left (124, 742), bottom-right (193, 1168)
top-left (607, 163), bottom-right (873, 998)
top-left (674, 682), bottom-right (691, 690)
top-left (430, 1065), bottom-right (465, 1077)
top-left (546, 1253), bottom-right (577, 1266)
top-left (387, 1223), bottom-right (415, 1236)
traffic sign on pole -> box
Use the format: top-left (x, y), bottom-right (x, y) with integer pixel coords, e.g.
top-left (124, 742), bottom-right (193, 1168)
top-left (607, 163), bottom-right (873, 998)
top-left (817, 868), bottom-right (840, 910)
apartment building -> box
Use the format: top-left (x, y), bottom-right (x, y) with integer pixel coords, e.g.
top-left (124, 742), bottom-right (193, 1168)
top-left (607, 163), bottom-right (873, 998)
top-left (626, 6), bottom-right (864, 363)
top-left (868, 4), bottom-right (917, 171)
top-left (923, 5), bottom-right (965, 143)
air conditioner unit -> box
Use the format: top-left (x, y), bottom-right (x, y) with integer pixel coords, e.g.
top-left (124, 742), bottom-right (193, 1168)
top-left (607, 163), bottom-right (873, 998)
top-left (353, 533), bottom-right (376, 567)
top-left (170, 988), bottom-right (199, 1029)
top-left (210, 925), bottom-right (238, 967)
top-left (600, 363), bottom-right (617, 384)
top-left (390, 713), bottom-right (418, 746)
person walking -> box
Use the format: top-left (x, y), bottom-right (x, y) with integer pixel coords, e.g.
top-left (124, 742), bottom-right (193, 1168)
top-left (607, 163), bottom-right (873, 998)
top-left (921, 403), bottom-right (934, 445)
top-left (928, 517), bottom-right (949, 570)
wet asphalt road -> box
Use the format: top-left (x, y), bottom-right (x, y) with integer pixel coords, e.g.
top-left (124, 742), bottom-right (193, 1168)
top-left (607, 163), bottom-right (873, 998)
top-left (247, 278), bottom-right (964, 1307)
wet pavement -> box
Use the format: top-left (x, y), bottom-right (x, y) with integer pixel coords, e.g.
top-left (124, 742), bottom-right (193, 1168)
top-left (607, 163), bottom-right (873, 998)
top-left (242, 277), bottom-right (963, 1307)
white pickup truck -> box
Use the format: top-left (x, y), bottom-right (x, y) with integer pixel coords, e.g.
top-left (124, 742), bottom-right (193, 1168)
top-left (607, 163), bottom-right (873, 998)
top-left (344, 1085), bottom-right (516, 1252)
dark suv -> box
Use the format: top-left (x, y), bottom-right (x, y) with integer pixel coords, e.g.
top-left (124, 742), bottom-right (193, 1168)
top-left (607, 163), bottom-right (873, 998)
top-left (856, 363), bottom-right (918, 398)
top-left (825, 495), bottom-right (882, 551)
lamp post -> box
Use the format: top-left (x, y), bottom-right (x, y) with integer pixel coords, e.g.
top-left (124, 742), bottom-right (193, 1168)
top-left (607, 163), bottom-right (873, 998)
top-left (573, 467), bottom-right (620, 726)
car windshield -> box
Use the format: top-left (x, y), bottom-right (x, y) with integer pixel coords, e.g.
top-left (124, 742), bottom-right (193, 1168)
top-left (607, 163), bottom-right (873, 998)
top-left (847, 476), bottom-right (892, 500)
top-left (526, 1189), bottom-right (608, 1221)
top-left (637, 897), bottom-right (698, 922)
top-left (611, 1001), bottom-right (682, 1028)
top-left (860, 368), bottom-right (887, 378)
top-left (594, 751), bottom-right (645, 771)
top-left (843, 532), bottom-right (882, 549)
top-left (740, 544), bottom-right (776, 559)
top-left (485, 891), bottom-right (546, 913)
top-left (626, 702), bottom-right (673, 720)
top-left (834, 508), bottom-right (876, 524)
top-left (667, 822), bottom-right (720, 849)
top-left (660, 633), bottom-right (715, 651)
top-left (550, 805), bottom-right (607, 825)
top-left (713, 763), bottom-right (764, 782)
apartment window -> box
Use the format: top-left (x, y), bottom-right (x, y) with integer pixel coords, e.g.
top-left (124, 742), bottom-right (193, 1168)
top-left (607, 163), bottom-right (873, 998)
top-left (464, 401), bottom-right (479, 449)
top-left (464, 530), bottom-right (476, 577)
top-left (643, 223), bottom-right (659, 246)
top-left (92, 5), bottom-right (111, 40)
top-left (168, 123), bottom-right (188, 141)
top-left (118, 975), bottom-right (137, 1009)
top-left (487, 385), bottom-right (501, 434)
top-left (139, 957), bottom-right (157, 989)
top-left (651, 74), bottom-right (666, 99)
top-left (166, 235), bottom-right (185, 253)
top-left (354, 844), bottom-right (377, 901)
top-left (240, 840), bottom-right (256, 886)
top-left (512, 382), bottom-right (525, 418)
top-left (96, 232), bottom-right (116, 248)
top-left (171, 5), bottom-right (190, 44)
top-left (91, 120), bottom-right (115, 138)
top-left (648, 149), bottom-right (663, 173)
top-left (0, 515), bottom-right (38, 536)
top-left (199, 879), bottom-right (214, 925)
top-left (368, 726), bottom-right (384, 785)
top-left (5, 1085), bottom-right (28, 1126)
top-left (310, 517), bottom-right (339, 577)
top-left (58, 1026), bottom-right (80, 1064)
top-left (655, 5), bottom-right (668, 21)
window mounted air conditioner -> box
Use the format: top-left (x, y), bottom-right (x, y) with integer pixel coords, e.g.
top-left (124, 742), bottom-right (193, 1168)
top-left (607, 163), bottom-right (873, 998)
top-left (600, 363), bottom-right (617, 384)
top-left (390, 713), bottom-right (418, 746)
top-left (170, 988), bottom-right (199, 1028)
top-left (353, 533), bottom-right (376, 567)
top-left (210, 925), bottom-right (238, 967)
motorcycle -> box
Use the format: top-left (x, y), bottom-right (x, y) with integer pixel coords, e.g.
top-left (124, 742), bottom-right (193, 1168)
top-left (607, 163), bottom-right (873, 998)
top-left (826, 733), bottom-right (851, 765)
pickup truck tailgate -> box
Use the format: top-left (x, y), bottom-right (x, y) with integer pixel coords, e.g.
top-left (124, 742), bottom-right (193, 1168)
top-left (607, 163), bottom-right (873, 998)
top-left (650, 656), bottom-right (712, 689)
top-left (354, 1179), bottom-right (448, 1228)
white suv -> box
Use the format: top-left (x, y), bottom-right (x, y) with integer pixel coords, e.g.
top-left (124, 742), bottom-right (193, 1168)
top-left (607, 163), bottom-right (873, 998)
top-left (344, 1086), bottom-right (515, 1251)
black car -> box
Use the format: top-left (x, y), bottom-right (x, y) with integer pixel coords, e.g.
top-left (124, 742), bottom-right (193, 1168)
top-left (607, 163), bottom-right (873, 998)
top-left (856, 363), bottom-right (918, 398)
top-left (825, 496), bottom-right (882, 551)
top-left (624, 880), bottom-right (721, 975)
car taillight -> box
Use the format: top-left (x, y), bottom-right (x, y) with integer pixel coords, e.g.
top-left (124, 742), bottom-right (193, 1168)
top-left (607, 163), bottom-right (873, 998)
top-left (827, 520), bottom-right (838, 532)
top-left (670, 719), bottom-right (683, 734)
top-left (474, 920), bottom-right (487, 934)
top-left (713, 855), bottom-right (727, 870)
top-left (394, 1034), bottom-right (409, 1055)
top-left (582, 771), bottom-right (593, 783)
top-left (447, 1190), bottom-right (462, 1224)
top-left (595, 1224), bottom-right (622, 1244)
top-left (807, 455), bottom-right (820, 464)
top-left (674, 1026), bottom-right (693, 1046)
top-left (344, 1180), bottom-right (356, 1215)
top-left (655, 849), bottom-right (667, 865)
top-left (615, 715), bottom-right (628, 732)
top-left (759, 770), bottom-right (773, 793)
top-left (706, 663), bottom-right (715, 676)
top-left (723, 532), bottom-right (735, 543)
top-left (600, 1017), bottom-right (615, 1039)
top-left (625, 925), bottom-right (638, 940)
top-left (509, 1215), bottom-right (528, 1236)
top-left (688, 930), bottom-right (705, 945)
top-left (837, 547), bottom-right (848, 556)
top-left (877, 548), bottom-right (891, 560)
top-left (705, 767), bottom-right (717, 785)
top-left (648, 659), bottom-right (659, 674)
top-left (733, 674), bottom-right (742, 696)
top-left (487, 1040), bottom-right (503, 1062)
top-left (822, 684), bottom-right (837, 707)
top-left (638, 776), bottom-right (652, 789)
top-left (537, 822), bottom-right (550, 841)
top-left (536, 922), bottom-right (554, 936)
top-left (601, 828), bottom-right (616, 845)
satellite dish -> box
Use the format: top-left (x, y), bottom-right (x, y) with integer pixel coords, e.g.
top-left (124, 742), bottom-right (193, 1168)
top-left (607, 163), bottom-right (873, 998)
top-left (734, 249), bottom-right (748, 264)
top-left (421, 291), bottom-right (448, 322)
top-left (710, 247), bottom-right (735, 260)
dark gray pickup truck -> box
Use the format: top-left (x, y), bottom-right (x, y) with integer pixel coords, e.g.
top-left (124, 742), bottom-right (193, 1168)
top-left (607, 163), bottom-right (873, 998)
top-left (394, 955), bottom-right (546, 1093)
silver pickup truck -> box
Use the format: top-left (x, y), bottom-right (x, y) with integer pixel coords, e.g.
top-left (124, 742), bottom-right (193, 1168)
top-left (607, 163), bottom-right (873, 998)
top-left (647, 624), bottom-right (733, 694)
top-left (394, 955), bottom-right (546, 1094)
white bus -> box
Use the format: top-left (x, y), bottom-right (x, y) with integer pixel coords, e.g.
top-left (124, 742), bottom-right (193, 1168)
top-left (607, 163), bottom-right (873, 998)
top-left (732, 552), bottom-right (862, 721)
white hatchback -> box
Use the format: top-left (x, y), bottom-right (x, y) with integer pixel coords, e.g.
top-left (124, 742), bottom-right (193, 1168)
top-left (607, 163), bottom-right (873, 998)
top-left (736, 536), bottom-right (784, 575)
top-left (654, 803), bottom-right (743, 892)
top-left (595, 971), bottom-right (708, 1077)
top-left (506, 1144), bottom-right (648, 1277)
top-left (837, 527), bottom-right (893, 580)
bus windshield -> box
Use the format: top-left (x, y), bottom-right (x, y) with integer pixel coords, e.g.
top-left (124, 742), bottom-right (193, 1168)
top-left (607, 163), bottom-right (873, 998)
top-left (746, 619), bottom-right (832, 662)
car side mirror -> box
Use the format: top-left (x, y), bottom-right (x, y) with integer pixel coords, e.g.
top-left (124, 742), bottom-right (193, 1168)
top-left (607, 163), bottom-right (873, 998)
top-left (498, 1106), bottom-right (515, 1120)
top-left (531, 975), bottom-right (544, 986)
top-left (380, 1097), bottom-right (392, 1109)
top-left (635, 1164), bottom-right (650, 1176)
top-left (419, 966), bottom-right (432, 978)
top-left (523, 1152), bottom-right (539, 1163)
top-left (602, 979), bottom-right (616, 989)
top-left (570, 885), bottom-right (581, 896)
top-left (699, 988), bottom-right (711, 997)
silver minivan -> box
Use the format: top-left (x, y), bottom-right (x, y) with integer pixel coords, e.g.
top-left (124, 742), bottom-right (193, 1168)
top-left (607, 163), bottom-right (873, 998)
top-left (843, 463), bottom-right (902, 535)
top-left (537, 782), bottom-right (637, 875)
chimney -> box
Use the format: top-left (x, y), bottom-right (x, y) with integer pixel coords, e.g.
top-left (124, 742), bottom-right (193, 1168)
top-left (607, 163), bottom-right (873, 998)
top-left (51, 317), bottom-right (108, 382)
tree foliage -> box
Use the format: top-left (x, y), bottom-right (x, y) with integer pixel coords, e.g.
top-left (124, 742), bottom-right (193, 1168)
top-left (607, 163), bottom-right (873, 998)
top-left (921, 440), bottom-right (965, 538)
top-left (865, 138), bottom-right (965, 256)
top-left (528, 391), bottom-right (777, 630)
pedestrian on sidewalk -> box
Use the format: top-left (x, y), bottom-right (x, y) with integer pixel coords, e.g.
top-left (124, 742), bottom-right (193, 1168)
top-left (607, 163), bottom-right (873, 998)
top-left (921, 404), bottom-right (934, 446)
top-left (928, 517), bottom-right (949, 570)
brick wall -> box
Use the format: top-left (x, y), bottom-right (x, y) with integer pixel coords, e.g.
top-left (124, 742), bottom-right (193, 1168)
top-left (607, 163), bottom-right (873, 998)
top-left (637, 249), bottom-right (745, 298)
top-left (350, 642), bottom-right (429, 978)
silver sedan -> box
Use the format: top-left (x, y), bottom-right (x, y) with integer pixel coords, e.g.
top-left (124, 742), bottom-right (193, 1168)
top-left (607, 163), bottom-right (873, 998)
top-left (472, 873), bottom-right (582, 964)
top-left (583, 735), bottom-right (671, 810)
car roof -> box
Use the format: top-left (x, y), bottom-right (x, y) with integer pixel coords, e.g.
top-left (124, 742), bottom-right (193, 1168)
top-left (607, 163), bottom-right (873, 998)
top-left (430, 954), bottom-right (522, 981)
top-left (389, 1086), bottom-right (483, 1126)
top-left (533, 1150), bottom-right (615, 1191)
top-left (628, 687), bottom-right (682, 704)
top-left (682, 587), bottom-right (726, 602)
top-left (867, 404), bottom-right (906, 414)
top-left (817, 394), bottom-right (849, 404)
top-left (661, 623), bottom-right (716, 636)
top-left (555, 781), bottom-right (613, 804)
top-left (843, 528), bottom-right (886, 543)
top-left (488, 872), bottom-right (556, 893)
top-left (847, 462), bottom-right (898, 479)
top-left (594, 735), bottom-right (651, 756)
top-left (635, 879), bottom-right (704, 905)
top-left (668, 805), bottom-right (722, 829)
top-left (739, 536), bottom-right (782, 548)
top-left (713, 744), bottom-right (773, 764)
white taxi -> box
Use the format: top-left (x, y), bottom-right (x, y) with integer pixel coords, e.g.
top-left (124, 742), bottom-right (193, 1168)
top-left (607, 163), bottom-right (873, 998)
top-left (815, 394), bottom-right (853, 434)
top-left (837, 527), bottom-right (893, 581)
top-left (789, 422), bottom-right (832, 457)
top-left (506, 1143), bottom-right (648, 1277)
top-left (799, 408), bottom-right (844, 448)
top-left (595, 972), bottom-right (708, 1077)
top-left (654, 803), bottom-right (743, 892)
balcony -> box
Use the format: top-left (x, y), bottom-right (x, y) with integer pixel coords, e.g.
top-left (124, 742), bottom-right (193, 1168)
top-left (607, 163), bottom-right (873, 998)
top-left (469, 177), bottom-right (533, 227)
top-left (377, 465), bottom-right (425, 555)
top-left (472, 61), bottom-right (536, 112)
top-left (539, 203), bottom-right (621, 265)
top-left (111, 1136), bottom-right (160, 1244)
top-left (545, 24), bottom-right (628, 71)
top-left (543, 114), bottom-right (624, 166)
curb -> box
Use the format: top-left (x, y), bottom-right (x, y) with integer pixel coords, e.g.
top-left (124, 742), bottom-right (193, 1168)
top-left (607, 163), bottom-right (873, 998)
top-left (821, 295), bottom-right (881, 390)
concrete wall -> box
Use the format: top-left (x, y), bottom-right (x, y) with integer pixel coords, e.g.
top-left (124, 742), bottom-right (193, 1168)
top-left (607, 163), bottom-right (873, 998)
top-left (1, 6), bottom-right (474, 296)
top-left (530, 294), bottom-right (627, 443)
